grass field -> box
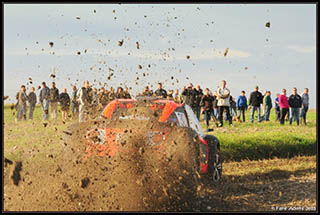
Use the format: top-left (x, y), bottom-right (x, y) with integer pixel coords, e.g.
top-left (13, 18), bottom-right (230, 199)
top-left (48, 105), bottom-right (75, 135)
top-left (3, 104), bottom-right (317, 162)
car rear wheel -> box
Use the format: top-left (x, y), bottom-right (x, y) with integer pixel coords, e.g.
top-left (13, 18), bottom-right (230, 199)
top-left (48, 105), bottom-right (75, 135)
top-left (205, 136), bottom-right (222, 183)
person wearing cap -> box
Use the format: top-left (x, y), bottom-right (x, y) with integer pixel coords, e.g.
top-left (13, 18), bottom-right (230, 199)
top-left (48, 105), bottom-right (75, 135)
top-left (248, 86), bottom-right (263, 123)
top-left (215, 80), bottom-right (232, 127)
top-left (28, 87), bottom-right (37, 120)
top-left (39, 82), bottom-right (50, 121)
top-left (49, 82), bottom-right (59, 120)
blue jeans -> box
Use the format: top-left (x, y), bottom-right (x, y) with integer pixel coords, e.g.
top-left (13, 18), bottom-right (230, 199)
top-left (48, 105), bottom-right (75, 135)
top-left (290, 108), bottom-right (300, 125)
top-left (264, 105), bottom-right (272, 121)
top-left (29, 103), bottom-right (36, 120)
top-left (251, 106), bottom-right (261, 122)
top-left (237, 107), bottom-right (246, 122)
top-left (41, 99), bottom-right (49, 121)
top-left (300, 105), bottom-right (308, 124)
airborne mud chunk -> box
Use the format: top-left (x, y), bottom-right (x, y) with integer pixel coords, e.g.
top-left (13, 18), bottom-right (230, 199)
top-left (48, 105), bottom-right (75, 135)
top-left (265, 21), bottom-right (271, 28)
top-left (118, 40), bottom-right (124, 46)
top-left (10, 161), bottom-right (22, 186)
top-left (80, 177), bottom-right (90, 188)
top-left (224, 48), bottom-right (229, 57)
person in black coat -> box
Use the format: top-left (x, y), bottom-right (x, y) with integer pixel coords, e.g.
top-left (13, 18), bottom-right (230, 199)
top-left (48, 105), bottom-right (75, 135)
top-left (249, 86), bottom-right (263, 123)
top-left (155, 83), bottom-right (167, 98)
top-left (200, 88), bottom-right (217, 131)
top-left (182, 83), bottom-right (197, 114)
top-left (288, 87), bottom-right (302, 125)
top-left (59, 88), bottom-right (70, 121)
top-left (194, 85), bottom-right (204, 120)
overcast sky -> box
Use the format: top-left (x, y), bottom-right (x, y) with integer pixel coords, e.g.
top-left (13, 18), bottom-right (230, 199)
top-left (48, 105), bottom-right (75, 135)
top-left (4, 4), bottom-right (317, 108)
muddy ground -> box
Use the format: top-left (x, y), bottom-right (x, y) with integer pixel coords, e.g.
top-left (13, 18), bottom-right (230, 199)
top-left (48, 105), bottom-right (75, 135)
top-left (3, 103), bottom-right (317, 212)
top-left (4, 154), bottom-right (316, 212)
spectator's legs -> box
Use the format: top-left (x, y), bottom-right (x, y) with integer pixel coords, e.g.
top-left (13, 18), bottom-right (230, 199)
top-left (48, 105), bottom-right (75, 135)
top-left (204, 110), bottom-right (210, 128)
top-left (289, 108), bottom-right (293, 125)
top-left (225, 106), bottom-right (232, 125)
top-left (50, 102), bottom-right (57, 119)
top-left (196, 106), bottom-right (201, 120)
top-left (257, 106), bottom-right (261, 122)
top-left (29, 104), bottom-right (35, 120)
top-left (218, 106), bottom-right (224, 127)
top-left (251, 106), bottom-right (256, 123)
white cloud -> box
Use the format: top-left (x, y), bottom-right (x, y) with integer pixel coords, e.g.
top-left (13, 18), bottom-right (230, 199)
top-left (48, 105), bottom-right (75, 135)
top-left (287, 45), bottom-right (316, 53)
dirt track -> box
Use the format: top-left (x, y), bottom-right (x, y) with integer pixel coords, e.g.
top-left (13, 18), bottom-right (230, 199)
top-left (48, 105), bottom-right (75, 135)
top-left (3, 104), bottom-right (317, 212)
top-left (4, 152), bottom-right (316, 212)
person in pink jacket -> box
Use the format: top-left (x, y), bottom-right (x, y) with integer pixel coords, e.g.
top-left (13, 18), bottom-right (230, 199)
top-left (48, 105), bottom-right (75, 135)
top-left (279, 88), bottom-right (289, 125)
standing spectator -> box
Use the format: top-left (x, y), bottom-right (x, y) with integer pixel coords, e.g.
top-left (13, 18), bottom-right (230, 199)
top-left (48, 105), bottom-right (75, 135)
top-left (212, 93), bottom-right (218, 120)
top-left (262, 90), bottom-right (267, 119)
top-left (49, 82), bottom-right (59, 120)
top-left (194, 85), bottom-right (204, 120)
top-left (15, 85), bottom-right (28, 122)
top-left (167, 90), bottom-right (174, 100)
top-left (123, 87), bottom-right (132, 99)
top-left (182, 83), bottom-right (197, 115)
top-left (263, 91), bottom-right (272, 121)
top-left (115, 87), bottom-right (124, 99)
top-left (108, 87), bottom-right (115, 101)
top-left (300, 88), bottom-right (309, 125)
top-left (155, 83), bottom-right (167, 98)
top-left (249, 86), bottom-right (263, 123)
top-left (77, 80), bottom-right (93, 122)
top-left (279, 88), bottom-right (289, 125)
top-left (97, 87), bottom-right (109, 109)
top-left (173, 89), bottom-right (182, 104)
top-left (215, 80), bottom-right (232, 127)
top-left (180, 86), bottom-right (186, 103)
top-left (28, 87), bottom-right (37, 120)
top-left (39, 82), bottom-right (50, 121)
top-left (200, 88), bottom-right (217, 131)
top-left (70, 85), bottom-right (79, 119)
top-left (236, 90), bottom-right (248, 122)
top-left (288, 87), bottom-right (302, 125)
top-left (92, 88), bottom-right (98, 105)
top-left (142, 86), bottom-right (152, 97)
top-left (274, 93), bottom-right (280, 121)
top-left (229, 96), bottom-right (237, 120)
top-left (59, 88), bottom-right (70, 121)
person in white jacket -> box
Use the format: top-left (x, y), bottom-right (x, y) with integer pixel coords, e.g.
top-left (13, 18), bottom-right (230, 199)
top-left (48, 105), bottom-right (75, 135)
top-left (215, 80), bottom-right (232, 127)
top-left (77, 80), bottom-right (94, 122)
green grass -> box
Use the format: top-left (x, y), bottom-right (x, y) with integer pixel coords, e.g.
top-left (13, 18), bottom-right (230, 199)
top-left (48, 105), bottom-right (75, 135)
top-left (201, 109), bottom-right (317, 161)
top-left (3, 104), bottom-right (317, 163)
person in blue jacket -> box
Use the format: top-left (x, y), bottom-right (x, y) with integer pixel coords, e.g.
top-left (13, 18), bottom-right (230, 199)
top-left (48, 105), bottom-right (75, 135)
top-left (236, 90), bottom-right (248, 122)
